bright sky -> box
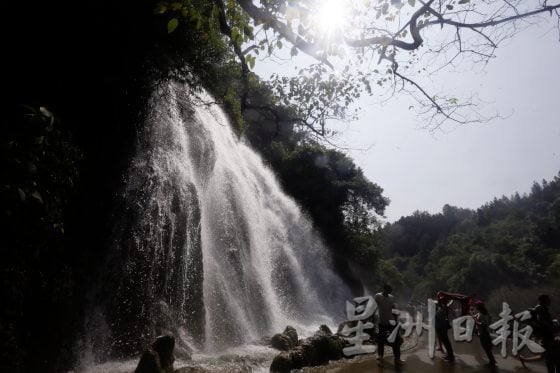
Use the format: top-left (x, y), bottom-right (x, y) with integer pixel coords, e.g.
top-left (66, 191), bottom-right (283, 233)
top-left (255, 20), bottom-right (560, 222)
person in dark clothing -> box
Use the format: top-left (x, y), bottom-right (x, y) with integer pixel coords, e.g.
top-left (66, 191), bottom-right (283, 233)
top-left (435, 293), bottom-right (455, 361)
top-left (474, 302), bottom-right (497, 367)
top-left (534, 295), bottom-right (560, 373)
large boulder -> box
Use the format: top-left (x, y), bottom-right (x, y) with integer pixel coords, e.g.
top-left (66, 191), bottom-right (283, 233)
top-left (269, 353), bottom-right (293, 372)
top-left (283, 326), bottom-right (299, 346)
top-left (271, 334), bottom-right (292, 351)
top-left (270, 328), bottom-right (347, 372)
top-left (319, 324), bottom-right (333, 335)
top-left (135, 335), bottom-right (176, 373)
top-left (135, 350), bottom-right (163, 373)
top-left (271, 326), bottom-right (299, 351)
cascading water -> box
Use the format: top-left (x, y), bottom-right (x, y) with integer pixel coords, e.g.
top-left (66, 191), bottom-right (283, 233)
top-left (80, 81), bottom-right (351, 368)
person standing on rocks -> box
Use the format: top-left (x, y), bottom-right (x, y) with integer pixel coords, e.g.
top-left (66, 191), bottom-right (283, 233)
top-left (374, 284), bottom-right (403, 367)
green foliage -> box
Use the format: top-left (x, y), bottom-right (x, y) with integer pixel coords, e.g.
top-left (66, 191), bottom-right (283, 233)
top-left (549, 254), bottom-right (560, 278)
top-left (150, 2), bottom-right (251, 133)
top-left (154, 0), bottom-right (560, 128)
top-left (383, 173), bottom-right (560, 305)
top-left (2, 105), bottom-right (82, 238)
top-left (376, 259), bottom-right (405, 291)
top-left (153, 1), bottom-right (373, 132)
top-left (266, 64), bottom-right (365, 135)
top-left (167, 17), bottom-right (179, 33)
top-left (155, 0), bottom-right (253, 48)
top-left (1, 105), bottom-right (83, 371)
top-left (266, 143), bottom-right (388, 286)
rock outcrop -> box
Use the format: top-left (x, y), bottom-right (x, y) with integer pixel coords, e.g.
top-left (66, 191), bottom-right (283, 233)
top-left (135, 335), bottom-right (176, 373)
top-left (270, 325), bottom-right (348, 372)
top-left (271, 325), bottom-right (299, 351)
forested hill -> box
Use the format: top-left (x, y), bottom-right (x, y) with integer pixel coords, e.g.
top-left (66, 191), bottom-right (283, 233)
top-left (383, 173), bottom-right (560, 314)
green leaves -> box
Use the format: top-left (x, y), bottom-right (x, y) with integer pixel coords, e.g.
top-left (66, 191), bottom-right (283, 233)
top-left (245, 54), bottom-right (256, 70)
top-left (5, 104), bottom-right (83, 241)
top-left (167, 17), bottom-right (179, 33)
top-left (231, 27), bottom-right (240, 43)
top-left (31, 190), bottom-right (43, 204)
top-left (290, 46), bottom-right (298, 57)
top-left (382, 2), bottom-right (389, 14)
top-left (153, 3), bottom-right (168, 14)
top-left (266, 64), bottom-right (365, 135)
top-left (243, 25), bottom-right (254, 39)
top-left (169, 2), bottom-right (182, 11)
top-left (18, 188), bottom-right (26, 201)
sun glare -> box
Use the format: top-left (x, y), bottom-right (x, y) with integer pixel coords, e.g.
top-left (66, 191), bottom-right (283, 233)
top-left (314, 0), bottom-right (349, 37)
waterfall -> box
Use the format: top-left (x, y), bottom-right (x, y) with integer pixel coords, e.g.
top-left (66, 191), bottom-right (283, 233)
top-left (83, 81), bottom-right (351, 362)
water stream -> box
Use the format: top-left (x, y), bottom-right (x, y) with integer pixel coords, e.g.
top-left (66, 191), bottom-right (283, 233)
top-left (78, 82), bottom-right (350, 370)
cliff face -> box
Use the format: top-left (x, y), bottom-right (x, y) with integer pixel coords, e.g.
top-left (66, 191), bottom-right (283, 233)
top-left (3, 2), bottom-right (172, 371)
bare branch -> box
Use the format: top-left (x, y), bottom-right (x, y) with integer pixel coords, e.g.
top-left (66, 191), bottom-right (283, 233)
top-left (345, 0), bottom-right (437, 51)
top-left (468, 27), bottom-right (498, 49)
top-left (421, 3), bottom-right (560, 30)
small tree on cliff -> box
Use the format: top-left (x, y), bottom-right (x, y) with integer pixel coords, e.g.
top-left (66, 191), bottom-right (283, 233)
top-left (155, 0), bottom-right (560, 135)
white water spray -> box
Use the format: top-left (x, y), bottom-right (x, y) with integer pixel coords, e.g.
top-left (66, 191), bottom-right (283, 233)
top-left (81, 82), bottom-right (351, 365)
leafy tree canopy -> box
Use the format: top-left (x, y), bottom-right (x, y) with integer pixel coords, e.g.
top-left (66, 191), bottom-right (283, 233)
top-left (155, 0), bottom-right (560, 134)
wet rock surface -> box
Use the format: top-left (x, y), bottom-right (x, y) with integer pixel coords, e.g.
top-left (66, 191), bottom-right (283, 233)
top-left (135, 335), bottom-right (176, 373)
top-left (270, 325), bottom-right (348, 372)
top-left (271, 326), bottom-right (300, 351)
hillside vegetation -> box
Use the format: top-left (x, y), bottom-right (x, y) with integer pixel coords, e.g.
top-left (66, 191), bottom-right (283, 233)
top-left (383, 173), bottom-right (560, 314)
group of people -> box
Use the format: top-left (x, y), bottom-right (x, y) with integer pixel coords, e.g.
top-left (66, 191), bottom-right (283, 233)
top-left (435, 292), bottom-right (560, 372)
top-left (372, 284), bottom-right (560, 372)
top-left (433, 292), bottom-right (496, 366)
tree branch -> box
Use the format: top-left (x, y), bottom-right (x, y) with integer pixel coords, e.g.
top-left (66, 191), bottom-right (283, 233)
top-left (344, 0), bottom-right (436, 50)
top-left (421, 3), bottom-right (560, 30)
top-left (213, 0), bottom-right (250, 112)
top-left (245, 103), bottom-right (327, 137)
top-left (235, 0), bottom-right (334, 68)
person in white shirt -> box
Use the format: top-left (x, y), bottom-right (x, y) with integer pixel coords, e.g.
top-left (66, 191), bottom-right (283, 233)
top-left (374, 284), bottom-right (402, 367)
